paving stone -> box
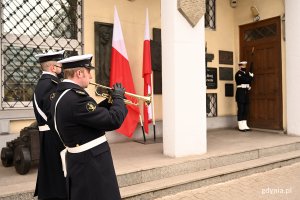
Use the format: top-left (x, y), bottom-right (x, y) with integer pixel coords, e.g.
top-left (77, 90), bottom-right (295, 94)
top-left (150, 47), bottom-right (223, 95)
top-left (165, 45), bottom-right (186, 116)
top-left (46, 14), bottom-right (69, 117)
top-left (154, 162), bottom-right (300, 200)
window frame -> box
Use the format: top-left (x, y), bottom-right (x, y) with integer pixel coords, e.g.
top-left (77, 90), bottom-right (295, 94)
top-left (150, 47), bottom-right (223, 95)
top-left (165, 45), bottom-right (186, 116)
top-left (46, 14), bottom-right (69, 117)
top-left (0, 0), bottom-right (83, 110)
top-left (205, 0), bottom-right (216, 30)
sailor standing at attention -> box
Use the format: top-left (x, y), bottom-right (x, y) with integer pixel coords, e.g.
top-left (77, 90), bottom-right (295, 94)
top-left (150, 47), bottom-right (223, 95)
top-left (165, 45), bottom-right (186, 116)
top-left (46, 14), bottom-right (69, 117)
top-left (33, 50), bottom-right (67, 200)
top-left (235, 61), bottom-right (254, 132)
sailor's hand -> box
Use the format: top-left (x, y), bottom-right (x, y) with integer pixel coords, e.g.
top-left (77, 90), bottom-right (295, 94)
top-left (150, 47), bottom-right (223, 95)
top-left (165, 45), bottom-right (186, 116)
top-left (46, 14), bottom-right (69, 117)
top-left (111, 83), bottom-right (125, 100)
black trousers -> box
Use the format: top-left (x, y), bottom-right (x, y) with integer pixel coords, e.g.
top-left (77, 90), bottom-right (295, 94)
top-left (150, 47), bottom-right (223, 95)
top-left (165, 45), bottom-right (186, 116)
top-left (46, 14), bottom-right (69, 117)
top-left (237, 102), bottom-right (248, 121)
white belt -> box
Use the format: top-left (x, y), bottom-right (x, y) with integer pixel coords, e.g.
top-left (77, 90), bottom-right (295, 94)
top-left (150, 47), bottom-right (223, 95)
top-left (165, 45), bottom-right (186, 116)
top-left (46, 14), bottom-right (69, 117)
top-left (60, 135), bottom-right (107, 177)
top-left (38, 125), bottom-right (50, 131)
top-left (237, 84), bottom-right (250, 88)
top-left (67, 135), bottom-right (107, 153)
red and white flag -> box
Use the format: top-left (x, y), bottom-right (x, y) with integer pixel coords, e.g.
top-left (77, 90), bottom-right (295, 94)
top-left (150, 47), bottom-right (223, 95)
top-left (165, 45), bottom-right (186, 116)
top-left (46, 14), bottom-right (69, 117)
top-left (142, 9), bottom-right (153, 134)
top-left (110, 6), bottom-right (140, 137)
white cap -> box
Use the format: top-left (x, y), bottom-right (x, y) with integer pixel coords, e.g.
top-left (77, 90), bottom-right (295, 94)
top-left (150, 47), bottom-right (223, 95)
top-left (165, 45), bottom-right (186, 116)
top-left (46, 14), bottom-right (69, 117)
top-left (238, 61), bottom-right (247, 65)
top-left (35, 50), bottom-right (65, 63)
top-left (58, 54), bottom-right (94, 69)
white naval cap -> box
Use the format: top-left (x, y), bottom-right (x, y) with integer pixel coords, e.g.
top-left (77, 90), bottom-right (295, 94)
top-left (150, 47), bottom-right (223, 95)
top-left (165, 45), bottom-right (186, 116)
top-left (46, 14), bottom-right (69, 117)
top-left (57, 54), bottom-right (95, 69)
top-left (238, 61), bottom-right (247, 66)
top-left (35, 50), bottom-right (65, 63)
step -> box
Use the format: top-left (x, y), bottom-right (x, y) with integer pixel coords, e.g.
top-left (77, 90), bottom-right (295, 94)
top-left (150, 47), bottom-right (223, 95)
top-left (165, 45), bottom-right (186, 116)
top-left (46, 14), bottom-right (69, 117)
top-left (117, 142), bottom-right (300, 187)
top-left (120, 150), bottom-right (300, 200)
top-left (1, 141), bottom-right (299, 199)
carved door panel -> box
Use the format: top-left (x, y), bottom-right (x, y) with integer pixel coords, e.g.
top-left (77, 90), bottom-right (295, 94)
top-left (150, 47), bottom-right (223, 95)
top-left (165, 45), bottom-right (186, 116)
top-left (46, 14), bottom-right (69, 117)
top-left (240, 16), bottom-right (283, 130)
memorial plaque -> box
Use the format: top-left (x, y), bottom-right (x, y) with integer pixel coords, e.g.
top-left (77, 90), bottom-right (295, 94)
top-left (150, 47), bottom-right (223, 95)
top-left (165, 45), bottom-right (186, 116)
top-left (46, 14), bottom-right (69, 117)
top-left (219, 67), bottom-right (233, 80)
top-left (151, 28), bottom-right (162, 94)
top-left (94, 22), bottom-right (113, 94)
top-left (225, 83), bottom-right (234, 97)
top-left (219, 50), bottom-right (233, 65)
top-left (153, 28), bottom-right (161, 42)
top-left (206, 67), bottom-right (217, 89)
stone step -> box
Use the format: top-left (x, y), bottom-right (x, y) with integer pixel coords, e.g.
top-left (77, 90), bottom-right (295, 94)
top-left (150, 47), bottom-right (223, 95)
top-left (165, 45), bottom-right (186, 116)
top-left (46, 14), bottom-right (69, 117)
top-left (120, 150), bottom-right (300, 200)
top-left (117, 142), bottom-right (300, 187)
top-left (1, 142), bottom-right (299, 200)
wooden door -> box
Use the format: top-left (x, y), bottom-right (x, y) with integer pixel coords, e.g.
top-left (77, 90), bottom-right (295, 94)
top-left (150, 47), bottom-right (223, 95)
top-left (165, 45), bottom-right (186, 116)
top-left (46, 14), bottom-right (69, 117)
top-left (240, 17), bottom-right (283, 130)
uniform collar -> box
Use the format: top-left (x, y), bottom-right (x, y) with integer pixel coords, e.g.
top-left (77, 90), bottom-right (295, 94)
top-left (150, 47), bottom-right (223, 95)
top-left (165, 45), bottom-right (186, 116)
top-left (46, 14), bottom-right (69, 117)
top-left (42, 71), bottom-right (57, 77)
top-left (58, 80), bottom-right (86, 94)
top-left (40, 73), bottom-right (60, 82)
top-left (63, 79), bottom-right (76, 84)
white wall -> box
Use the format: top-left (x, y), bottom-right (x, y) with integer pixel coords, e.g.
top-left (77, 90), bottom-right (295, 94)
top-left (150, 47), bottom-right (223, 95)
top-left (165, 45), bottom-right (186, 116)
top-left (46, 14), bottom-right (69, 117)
top-left (285, 0), bottom-right (300, 136)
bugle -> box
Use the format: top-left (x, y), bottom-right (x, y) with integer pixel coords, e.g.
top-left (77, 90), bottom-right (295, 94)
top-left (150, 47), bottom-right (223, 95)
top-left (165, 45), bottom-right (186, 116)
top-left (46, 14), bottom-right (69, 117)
top-left (89, 82), bottom-right (151, 106)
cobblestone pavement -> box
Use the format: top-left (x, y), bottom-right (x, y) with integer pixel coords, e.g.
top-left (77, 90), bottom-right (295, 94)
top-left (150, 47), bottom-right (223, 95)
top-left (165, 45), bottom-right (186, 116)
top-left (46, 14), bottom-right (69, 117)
top-left (155, 162), bottom-right (300, 200)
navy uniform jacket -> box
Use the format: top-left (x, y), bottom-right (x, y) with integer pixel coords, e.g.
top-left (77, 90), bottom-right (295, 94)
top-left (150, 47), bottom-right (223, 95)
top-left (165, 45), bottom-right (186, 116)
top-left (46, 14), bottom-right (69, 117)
top-left (33, 73), bottom-right (67, 199)
top-left (235, 70), bottom-right (254, 103)
top-left (51, 81), bottom-right (128, 200)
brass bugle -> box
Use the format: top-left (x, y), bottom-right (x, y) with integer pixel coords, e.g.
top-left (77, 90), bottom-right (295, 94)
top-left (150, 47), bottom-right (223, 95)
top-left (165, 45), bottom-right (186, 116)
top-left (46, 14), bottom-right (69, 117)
top-left (89, 82), bottom-right (151, 106)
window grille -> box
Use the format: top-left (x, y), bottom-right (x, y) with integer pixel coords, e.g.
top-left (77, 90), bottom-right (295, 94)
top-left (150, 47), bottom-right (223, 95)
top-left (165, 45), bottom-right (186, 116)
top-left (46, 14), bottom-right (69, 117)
top-left (0, 0), bottom-right (83, 109)
top-left (205, 0), bottom-right (216, 30)
top-left (244, 23), bottom-right (277, 42)
top-left (206, 93), bottom-right (217, 117)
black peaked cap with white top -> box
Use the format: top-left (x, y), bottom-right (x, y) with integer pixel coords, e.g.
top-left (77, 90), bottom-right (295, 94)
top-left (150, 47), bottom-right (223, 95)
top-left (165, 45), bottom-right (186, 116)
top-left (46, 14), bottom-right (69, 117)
top-left (35, 50), bottom-right (65, 63)
top-left (57, 54), bottom-right (95, 70)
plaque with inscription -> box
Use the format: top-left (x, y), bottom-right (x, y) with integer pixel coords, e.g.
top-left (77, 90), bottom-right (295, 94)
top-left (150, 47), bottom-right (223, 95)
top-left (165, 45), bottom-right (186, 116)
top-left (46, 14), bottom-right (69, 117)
top-left (151, 28), bottom-right (162, 94)
top-left (219, 50), bottom-right (233, 65)
top-left (225, 83), bottom-right (234, 97)
top-left (219, 67), bottom-right (233, 80)
top-left (206, 67), bottom-right (217, 89)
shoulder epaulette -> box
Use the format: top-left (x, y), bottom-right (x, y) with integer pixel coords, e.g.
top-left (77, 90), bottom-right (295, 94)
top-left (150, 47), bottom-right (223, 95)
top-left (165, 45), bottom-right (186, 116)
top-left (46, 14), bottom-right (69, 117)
top-left (72, 89), bottom-right (87, 96)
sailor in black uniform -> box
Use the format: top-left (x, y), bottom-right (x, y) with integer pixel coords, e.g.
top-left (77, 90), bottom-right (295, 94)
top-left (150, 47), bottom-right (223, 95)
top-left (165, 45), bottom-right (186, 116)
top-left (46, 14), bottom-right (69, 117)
top-left (33, 50), bottom-right (67, 199)
top-left (235, 61), bottom-right (254, 132)
top-left (51, 54), bottom-right (128, 200)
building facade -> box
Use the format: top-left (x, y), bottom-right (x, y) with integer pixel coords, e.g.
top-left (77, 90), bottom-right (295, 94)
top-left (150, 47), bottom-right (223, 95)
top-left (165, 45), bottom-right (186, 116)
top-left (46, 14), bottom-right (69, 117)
top-left (0, 0), bottom-right (299, 156)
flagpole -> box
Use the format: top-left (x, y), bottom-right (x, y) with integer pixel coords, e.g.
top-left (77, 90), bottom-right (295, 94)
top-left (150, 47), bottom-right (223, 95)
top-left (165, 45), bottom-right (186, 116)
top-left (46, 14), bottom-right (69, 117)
top-left (151, 73), bottom-right (156, 141)
top-left (139, 114), bottom-right (146, 143)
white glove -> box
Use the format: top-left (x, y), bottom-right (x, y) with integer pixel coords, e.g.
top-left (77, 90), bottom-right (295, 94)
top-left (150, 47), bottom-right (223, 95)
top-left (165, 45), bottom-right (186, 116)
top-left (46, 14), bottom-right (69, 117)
top-left (248, 86), bottom-right (251, 90)
top-left (249, 72), bottom-right (254, 77)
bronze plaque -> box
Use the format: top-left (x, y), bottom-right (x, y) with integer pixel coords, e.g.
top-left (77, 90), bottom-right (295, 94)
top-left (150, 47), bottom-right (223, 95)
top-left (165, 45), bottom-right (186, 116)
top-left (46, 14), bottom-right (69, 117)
top-left (94, 22), bottom-right (113, 89)
top-left (225, 83), bottom-right (234, 97)
top-left (151, 28), bottom-right (162, 94)
top-left (219, 67), bottom-right (233, 80)
top-left (219, 50), bottom-right (233, 65)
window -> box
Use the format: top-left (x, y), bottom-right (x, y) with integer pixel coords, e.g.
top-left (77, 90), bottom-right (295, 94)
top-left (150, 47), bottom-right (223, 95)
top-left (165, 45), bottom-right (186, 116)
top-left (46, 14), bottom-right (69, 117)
top-left (0, 0), bottom-right (83, 109)
top-left (244, 24), bottom-right (277, 42)
top-left (205, 0), bottom-right (216, 30)
top-left (206, 93), bottom-right (217, 117)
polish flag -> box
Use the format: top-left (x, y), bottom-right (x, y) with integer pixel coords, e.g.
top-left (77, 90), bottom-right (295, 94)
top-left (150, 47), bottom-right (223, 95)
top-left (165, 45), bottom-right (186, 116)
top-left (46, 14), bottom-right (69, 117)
top-left (142, 9), bottom-right (153, 134)
top-left (110, 6), bottom-right (139, 137)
